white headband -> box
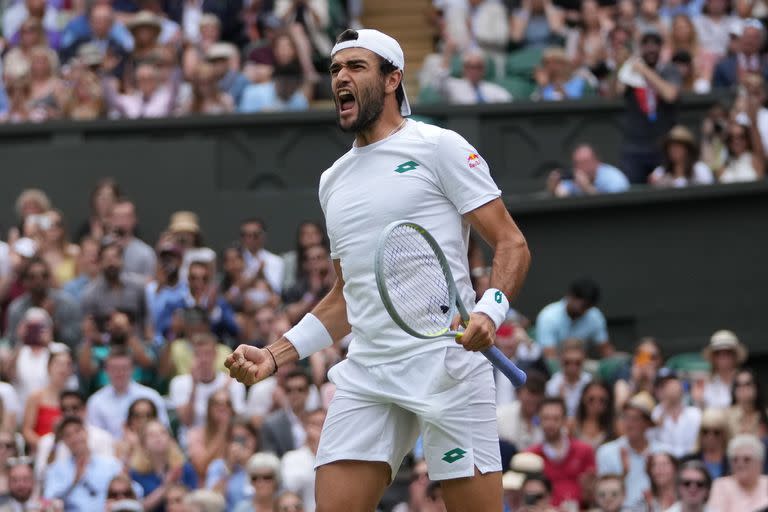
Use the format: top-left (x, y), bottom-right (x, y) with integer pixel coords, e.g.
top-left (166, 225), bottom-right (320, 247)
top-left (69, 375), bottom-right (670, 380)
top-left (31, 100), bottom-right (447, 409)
top-left (331, 29), bottom-right (411, 116)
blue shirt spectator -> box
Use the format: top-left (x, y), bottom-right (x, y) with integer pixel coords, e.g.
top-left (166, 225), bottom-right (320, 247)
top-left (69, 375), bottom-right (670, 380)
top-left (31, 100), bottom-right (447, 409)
top-left (206, 459), bottom-right (250, 508)
top-left (548, 144), bottom-right (630, 197)
top-left (239, 82), bottom-right (309, 113)
top-left (0, 80), bottom-right (7, 115)
top-left (59, 7), bottom-right (133, 56)
top-left (538, 75), bottom-right (591, 101)
top-left (130, 462), bottom-right (197, 504)
top-left (596, 392), bottom-right (663, 508)
top-left (44, 454), bottom-right (123, 510)
top-left (43, 417), bottom-right (122, 512)
top-left (535, 278), bottom-right (609, 358)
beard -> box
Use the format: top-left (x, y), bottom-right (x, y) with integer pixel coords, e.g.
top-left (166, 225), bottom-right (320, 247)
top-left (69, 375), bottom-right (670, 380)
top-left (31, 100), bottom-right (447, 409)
top-left (336, 78), bottom-right (385, 134)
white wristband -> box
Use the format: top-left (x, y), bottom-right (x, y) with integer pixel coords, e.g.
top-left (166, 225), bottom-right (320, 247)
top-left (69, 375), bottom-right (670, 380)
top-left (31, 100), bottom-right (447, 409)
top-left (472, 288), bottom-right (510, 329)
top-left (283, 313), bottom-right (334, 359)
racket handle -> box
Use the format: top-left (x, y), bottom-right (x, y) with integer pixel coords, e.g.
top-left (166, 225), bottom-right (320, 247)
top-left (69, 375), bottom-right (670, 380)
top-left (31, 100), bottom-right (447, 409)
top-left (482, 346), bottom-right (527, 387)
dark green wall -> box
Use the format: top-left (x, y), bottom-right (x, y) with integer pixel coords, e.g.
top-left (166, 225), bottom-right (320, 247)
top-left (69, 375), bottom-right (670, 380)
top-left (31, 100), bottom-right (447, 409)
top-left (2, 95), bottom-right (763, 354)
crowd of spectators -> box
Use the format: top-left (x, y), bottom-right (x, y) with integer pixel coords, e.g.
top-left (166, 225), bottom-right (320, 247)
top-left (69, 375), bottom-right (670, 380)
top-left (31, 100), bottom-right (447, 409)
top-left (0, 180), bottom-right (762, 512)
top-left (0, 0), bottom-right (362, 121)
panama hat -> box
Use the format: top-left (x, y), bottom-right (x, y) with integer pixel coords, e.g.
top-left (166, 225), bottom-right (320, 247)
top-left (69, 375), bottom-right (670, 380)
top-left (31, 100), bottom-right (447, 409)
top-left (501, 452), bottom-right (544, 491)
top-left (702, 330), bottom-right (748, 364)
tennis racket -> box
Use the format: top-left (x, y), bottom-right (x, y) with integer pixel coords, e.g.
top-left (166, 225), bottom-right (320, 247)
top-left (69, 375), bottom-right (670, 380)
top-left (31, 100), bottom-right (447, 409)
top-left (374, 220), bottom-right (527, 386)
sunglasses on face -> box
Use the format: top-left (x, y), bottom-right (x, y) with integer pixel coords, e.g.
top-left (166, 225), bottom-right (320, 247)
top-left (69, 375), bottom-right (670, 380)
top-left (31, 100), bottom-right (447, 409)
top-left (735, 379), bottom-right (754, 387)
top-left (241, 230), bottom-right (263, 238)
top-left (0, 442), bottom-right (16, 450)
top-left (680, 479), bottom-right (707, 489)
top-left (108, 489), bottom-right (134, 499)
top-left (597, 490), bottom-right (621, 499)
top-left (251, 473), bottom-right (275, 482)
top-left (285, 386), bottom-right (308, 394)
top-left (130, 411), bottom-right (154, 420)
top-left (563, 359), bottom-right (583, 366)
top-left (731, 455), bottom-right (753, 464)
top-left (701, 428), bottom-right (722, 436)
top-left (61, 404), bottom-right (83, 414)
top-left (279, 504), bottom-right (303, 512)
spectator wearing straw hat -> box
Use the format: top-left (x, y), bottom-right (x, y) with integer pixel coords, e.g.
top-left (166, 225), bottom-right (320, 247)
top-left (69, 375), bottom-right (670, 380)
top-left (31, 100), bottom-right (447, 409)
top-left (207, 43), bottom-right (250, 106)
top-left (596, 391), bottom-right (663, 508)
top-left (699, 329), bottom-right (747, 409)
top-left (126, 11), bottom-right (162, 62)
top-left (502, 452), bottom-right (546, 512)
top-left (649, 126), bottom-right (715, 187)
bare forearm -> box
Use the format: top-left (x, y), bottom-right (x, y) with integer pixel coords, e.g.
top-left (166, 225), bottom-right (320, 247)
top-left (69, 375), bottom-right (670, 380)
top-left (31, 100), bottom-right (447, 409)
top-left (488, 235), bottom-right (531, 301)
top-left (642, 68), bottom-right (678, 103)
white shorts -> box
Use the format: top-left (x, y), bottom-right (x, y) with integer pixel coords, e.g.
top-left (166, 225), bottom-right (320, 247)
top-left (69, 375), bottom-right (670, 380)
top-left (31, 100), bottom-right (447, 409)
top-left (315, 346), bottom-right (502, 481)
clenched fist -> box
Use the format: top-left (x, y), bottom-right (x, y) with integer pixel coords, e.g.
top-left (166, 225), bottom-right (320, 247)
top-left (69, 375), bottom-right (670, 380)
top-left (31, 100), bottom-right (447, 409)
top-left (225, 345), bottom-right (277, 385)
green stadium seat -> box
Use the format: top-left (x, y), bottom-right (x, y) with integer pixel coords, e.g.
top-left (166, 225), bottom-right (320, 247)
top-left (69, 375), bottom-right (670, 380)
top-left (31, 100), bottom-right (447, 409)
top-left (417, 86), bottom-right (445, 105)
top-left (666, 352), bottom-right (711, 375)
top-left (506, 47), bottom-right (543, 79)
top-left (494, 76), bottom-right (536, 101)
top-left (597, 353), bottom-right (631, 384)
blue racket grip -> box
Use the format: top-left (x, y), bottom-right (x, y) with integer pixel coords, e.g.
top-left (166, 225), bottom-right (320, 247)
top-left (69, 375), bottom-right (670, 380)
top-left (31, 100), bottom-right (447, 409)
top-left (482, 346), bottom-right (527, 387)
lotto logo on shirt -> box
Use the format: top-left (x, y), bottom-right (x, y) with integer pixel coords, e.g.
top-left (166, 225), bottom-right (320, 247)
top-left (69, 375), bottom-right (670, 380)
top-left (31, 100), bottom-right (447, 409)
top-left (467, 153), bottom-right (481, 169)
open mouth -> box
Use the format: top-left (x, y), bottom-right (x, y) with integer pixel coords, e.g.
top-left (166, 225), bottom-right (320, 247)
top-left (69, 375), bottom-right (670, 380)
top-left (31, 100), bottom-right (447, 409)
top-left (337, 90), bottom-right (355, 113)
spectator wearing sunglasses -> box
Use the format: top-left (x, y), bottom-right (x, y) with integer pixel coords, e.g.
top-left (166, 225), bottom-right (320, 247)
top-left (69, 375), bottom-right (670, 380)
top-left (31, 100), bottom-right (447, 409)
top-left (0, 431), bottom-right (19, 497)
top-left (518, 474), bottom-right (557, 512)
top-left (34, 390), bottom-right (115, 481)
top-left (683, 408), bottom-right (731, 479)
top-left (666, 460), bottom-right (715, 512)
top-left (708, 434), bottom-right (768, 511)
top-left (105, 474), bottom-right (139, 509)
top-left (545, 338), bottom-right (591, 417)
top-left (43, 416), bottom-right (123, 511)
top-left (233, 452), bottom-right (281, 512)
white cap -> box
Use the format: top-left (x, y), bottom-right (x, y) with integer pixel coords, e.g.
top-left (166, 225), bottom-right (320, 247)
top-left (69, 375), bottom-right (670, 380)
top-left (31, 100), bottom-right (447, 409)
top-left (331, 29), bottom-right (411, 116)
top-left (12, 237), bottom-right (37, 258)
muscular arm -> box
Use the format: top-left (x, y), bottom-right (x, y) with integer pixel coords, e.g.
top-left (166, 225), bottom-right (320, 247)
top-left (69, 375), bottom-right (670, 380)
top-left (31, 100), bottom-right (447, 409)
top-left (464, 198), bottom-right (531, 301)
top-left (458, 198), bottom-right (531, 352)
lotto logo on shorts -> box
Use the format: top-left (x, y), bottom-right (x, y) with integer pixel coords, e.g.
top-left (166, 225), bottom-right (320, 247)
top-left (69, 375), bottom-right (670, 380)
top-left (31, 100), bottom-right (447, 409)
top-left (442, 448), bottom-right (467, 464)
top-left (467, 153), bottom-right (481, 169)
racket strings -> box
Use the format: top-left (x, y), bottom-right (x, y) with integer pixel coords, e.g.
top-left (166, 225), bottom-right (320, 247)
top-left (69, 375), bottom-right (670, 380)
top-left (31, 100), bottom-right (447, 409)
top-left (381, 225), bottom-right (453, 336)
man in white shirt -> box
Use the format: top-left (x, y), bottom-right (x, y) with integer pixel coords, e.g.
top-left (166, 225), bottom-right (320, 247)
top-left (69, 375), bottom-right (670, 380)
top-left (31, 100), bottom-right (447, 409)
top-left (86, 347), bottom-right (169, 438)
top-left (651, 370), bottom-right (701, 458)
top-left (169, 333), bottom-right (246, 441)
top-left (282, 408), bottom-right (325, 512)
top-left (240, 218), bottom-right (285, 294)
top-left (436, 48), bottom-right (513, 105)
top-left (545, 338), bottom-right (592, 417)
top-left (497, 372), bottom-right (546, 450)
top-left (35, 390), bottom-right (114, 481)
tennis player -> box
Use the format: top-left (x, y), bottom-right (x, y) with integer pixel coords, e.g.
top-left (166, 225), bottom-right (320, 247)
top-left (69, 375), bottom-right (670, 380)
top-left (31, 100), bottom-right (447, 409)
top-left (226, 29), bottom-right (531, 510)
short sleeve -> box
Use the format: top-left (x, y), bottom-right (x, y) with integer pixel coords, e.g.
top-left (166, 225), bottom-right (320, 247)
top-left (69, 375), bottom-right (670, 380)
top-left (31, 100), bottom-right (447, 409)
top-left (535, 308), bottom-right (559, 349)
top-left (434, 129), bottom-right (501, 214)
top-left (168, 376), bottom-right (190, 409)
top-left (591, 309), bottom-right (609, 344)
top-left (693, 162), bottom-right (715, 184)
